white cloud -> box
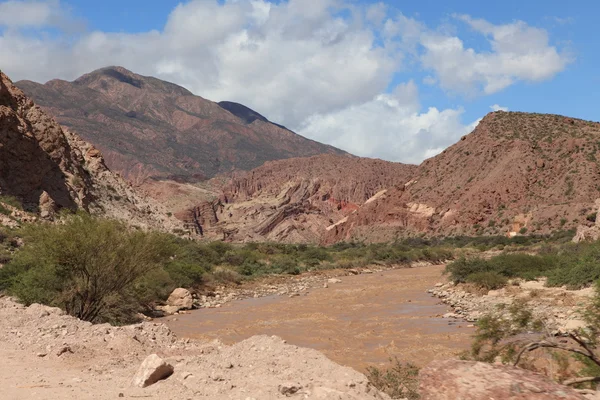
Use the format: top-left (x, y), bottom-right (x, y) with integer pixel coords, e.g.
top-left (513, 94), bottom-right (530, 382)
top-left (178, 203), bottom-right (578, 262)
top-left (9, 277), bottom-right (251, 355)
top-left (299, 81), bottom-right (478, 163)
top-left (490, 104), bottom-right (508, 112)
top-left (0, 1), bottom-right (569, 164)
top-left (0, 0), bottom-right (55, 27)
top-left (421, 14), bottom-right (571, 95)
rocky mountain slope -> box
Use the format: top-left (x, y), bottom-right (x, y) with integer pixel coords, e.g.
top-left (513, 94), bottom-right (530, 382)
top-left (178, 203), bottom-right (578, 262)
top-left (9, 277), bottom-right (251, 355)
top-left (0, 70), bottom-right (179, 231)
top-left (16, 67), bottom-right (347, 185)
top-left (325, 112), bottom-right (600, 243)
top-left (181, 154), bottom-right (417, 243)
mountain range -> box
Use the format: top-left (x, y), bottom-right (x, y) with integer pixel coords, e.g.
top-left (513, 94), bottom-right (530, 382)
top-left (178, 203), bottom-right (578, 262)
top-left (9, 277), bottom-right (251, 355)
top-left (11, 67), bottom-right (600, 244)
top-left (16, 66), bottom-right (346, 185)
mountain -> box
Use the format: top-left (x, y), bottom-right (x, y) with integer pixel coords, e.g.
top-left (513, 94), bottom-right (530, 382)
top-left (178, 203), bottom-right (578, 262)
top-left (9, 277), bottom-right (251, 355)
top-left (324, 111), bottom-right (600, 243)
top-left (0, 69), bottom-right (180, 231)
top-left (181, 154), bottom-right (417, 243)
top-left (16, 66), bottom-right (347, 185)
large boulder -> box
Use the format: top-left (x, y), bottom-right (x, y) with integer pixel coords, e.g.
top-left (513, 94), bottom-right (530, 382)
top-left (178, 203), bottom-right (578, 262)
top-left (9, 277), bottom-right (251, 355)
top-left (419, 359), bottom-right (586, 400)
top-left (132, 354), bottom-right (174, 388)
top-left (167, 288), bottom-right (193, 310)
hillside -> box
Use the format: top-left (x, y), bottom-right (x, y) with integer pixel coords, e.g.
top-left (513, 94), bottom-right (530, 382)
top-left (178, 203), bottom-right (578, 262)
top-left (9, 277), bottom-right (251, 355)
top-left (182, 154), bottom-right (417, 243)
top-left (325, 111), bottom-right (600, 243)
top-left (16, 67), bottom-right (347, 185)
top-left (0, 70), bottom-right (179, 231)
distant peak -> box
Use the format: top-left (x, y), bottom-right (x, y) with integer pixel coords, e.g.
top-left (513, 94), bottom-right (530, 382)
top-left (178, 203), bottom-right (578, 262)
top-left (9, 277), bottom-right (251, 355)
top-left (73, 66), bottom-right (193, 96)
top-left (75, 66), bottom-right (143, 89)
top-left (218, 101), bottom-right (269, 124)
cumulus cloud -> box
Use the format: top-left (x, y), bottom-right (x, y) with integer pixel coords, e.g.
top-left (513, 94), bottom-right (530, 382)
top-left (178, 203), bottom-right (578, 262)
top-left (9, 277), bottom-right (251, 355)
top-left (0, 1), bottom-right (569, 163)
top-left (421, 14), bottom-right (571, 95)
top-left (490, 104), bottom-right (508, 112)
top-left (299, 81), bottom-right (479, 163)
top-left (0, 0), bottom-right (56, 27)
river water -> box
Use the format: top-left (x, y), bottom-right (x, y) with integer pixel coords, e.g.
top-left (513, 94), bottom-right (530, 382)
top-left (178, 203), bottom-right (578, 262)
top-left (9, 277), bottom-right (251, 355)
top-left (165, 264), bottom-right (473, 371)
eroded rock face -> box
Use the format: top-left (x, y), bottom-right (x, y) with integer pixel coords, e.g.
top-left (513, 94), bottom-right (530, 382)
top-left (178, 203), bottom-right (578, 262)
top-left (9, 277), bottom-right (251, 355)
top-left (0, 70), bottom-right (183, 231)
top-left (184, 155), bottom-right (417, 243)
top-left (325, 112), bottom-right (600, 243)
top-left (419, 359), bottom-right (585, 400)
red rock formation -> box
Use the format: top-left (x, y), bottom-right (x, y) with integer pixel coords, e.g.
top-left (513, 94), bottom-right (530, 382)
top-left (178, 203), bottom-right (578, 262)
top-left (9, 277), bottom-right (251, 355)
top-left (324, 112), bottom-right (600, 243)
top-left (0, 70), bottom-right (181, 231)
top-left (191, 155), bottom-right (417, 243)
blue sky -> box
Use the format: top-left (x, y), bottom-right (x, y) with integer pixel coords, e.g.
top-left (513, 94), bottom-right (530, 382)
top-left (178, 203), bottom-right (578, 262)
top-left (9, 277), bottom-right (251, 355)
top-left (0, 0), bottom-right (596, 163)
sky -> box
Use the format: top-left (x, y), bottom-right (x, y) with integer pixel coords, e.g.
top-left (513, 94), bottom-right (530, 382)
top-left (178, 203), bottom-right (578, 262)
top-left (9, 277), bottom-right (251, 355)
top-left (0, 0), bottom-right (597, 164)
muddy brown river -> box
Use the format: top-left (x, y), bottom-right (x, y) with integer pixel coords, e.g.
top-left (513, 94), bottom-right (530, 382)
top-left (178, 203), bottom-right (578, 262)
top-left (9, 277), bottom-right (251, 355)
top-left (165, 265), bottom-right (473, 371)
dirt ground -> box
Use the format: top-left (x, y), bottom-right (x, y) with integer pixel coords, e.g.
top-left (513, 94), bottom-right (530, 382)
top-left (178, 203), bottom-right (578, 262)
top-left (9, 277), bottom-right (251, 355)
top-left (166, 265), bottom-right (473, 371)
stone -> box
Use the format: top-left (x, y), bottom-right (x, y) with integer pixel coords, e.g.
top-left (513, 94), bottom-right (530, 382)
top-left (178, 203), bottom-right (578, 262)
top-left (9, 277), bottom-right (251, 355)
top-left (328, 278), bottom-right (342, 284)
top-left (167, 288), bottom-right (193, 310)
top-left (157, 305), bottom-right (181, 315)
top-left (561, 319), bottom-right (587, 333)
top-left (279, 383), bottom-right (302, 396)
top-left (132, 354), bottom-right (174, 388)
top-left (419, 359), bottom-right (585, 400)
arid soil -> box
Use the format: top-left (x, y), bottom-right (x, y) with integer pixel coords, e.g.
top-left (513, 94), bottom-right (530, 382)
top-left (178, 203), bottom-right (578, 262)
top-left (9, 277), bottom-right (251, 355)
top-left (0, 297), bottom-right (391, 400)
top-left (166, 265), bottom-right (473, 371)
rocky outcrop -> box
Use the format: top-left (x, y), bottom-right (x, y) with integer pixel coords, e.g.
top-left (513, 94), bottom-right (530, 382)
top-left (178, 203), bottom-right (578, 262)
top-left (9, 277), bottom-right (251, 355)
top-left (573, 198), bottom-right (600, 242)
top-left (0, 70), bottom-right (182, 231)
top-left (186, 155), bottom-right (417, 243)
top-left (419, 359), bottom-right (586, 399)
top-left (16, 66), bottom-right (346, 185)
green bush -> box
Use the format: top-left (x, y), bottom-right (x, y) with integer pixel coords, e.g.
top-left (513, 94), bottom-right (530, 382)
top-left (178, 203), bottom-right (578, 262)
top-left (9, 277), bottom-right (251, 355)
top-left (466, 271), bottom-right (508, 290)
top-left (0, 213), bottom-right (175, 323)
top-left (445, 254), bottom-right (557, 288)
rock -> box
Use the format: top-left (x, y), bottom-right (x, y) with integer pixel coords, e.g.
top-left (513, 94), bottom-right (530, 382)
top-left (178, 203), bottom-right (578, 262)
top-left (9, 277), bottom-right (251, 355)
top-left (56, 346), bottom-right (73, 357)
top-left (328, 278), bottom-right (342, 284)
top-left (561, 319), bottom-right (587, 333)
top-left (279, 383), bottom-right (302, 396)
top-left (167, 288), bottom-right (193, 310)
top-left (132, 354), bottom-right (174, 388)
top-left (347, 269), bottom-right (360, 275)
top-left (419, 359), bottom-right (586, 399)
top-left (442, 312), bottom-right (459, 319)
top-left (157, 305), bottom-right (181, 315)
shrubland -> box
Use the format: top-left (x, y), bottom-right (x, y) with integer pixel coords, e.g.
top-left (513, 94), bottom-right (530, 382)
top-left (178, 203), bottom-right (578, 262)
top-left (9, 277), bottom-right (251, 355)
top-left (0, 211), bottom-right (577, 324)
top-left (445, 239), bottom-right (600, 290)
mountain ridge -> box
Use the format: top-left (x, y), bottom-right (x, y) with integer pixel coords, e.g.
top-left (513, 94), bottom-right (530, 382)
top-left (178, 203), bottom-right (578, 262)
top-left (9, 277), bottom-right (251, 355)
top-left (16, 66), bottom-right (348, 185)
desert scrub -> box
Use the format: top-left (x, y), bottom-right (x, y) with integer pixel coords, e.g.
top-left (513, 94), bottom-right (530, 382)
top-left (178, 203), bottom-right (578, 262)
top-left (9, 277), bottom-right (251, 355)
top-left (446, 240), bottom-right (600, 290)
top-left (366, 357), bottom-right (420, 399)
top-left (0, 213), bottom-right (181, 324)
top-left (466, 288), bottom-right (600, 389)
